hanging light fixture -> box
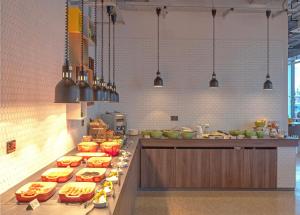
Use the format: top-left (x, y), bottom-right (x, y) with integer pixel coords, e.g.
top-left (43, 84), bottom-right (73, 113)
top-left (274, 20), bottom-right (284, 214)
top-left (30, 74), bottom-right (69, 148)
top-left (111, 13), bottom-right (119, 103)
top-left (209, 9), bottom-right (219, 87)
top-left (98, 0), bottom-right (108, 101)
top-left (154, 7), bottom-right (163, 87)
top-left (78, 0), bottom-right (93, 101)
top-left (263, 10), bottom-right (273, 90)
top-left (92, 0), bottom-right (102, 101)
top-left (105, 6), bottom-right (114, 102)
top-left (55, 0), bottom-right (79, 103)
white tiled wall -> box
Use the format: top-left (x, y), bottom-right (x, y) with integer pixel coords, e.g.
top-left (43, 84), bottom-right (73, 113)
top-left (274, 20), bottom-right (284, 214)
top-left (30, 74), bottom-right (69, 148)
top-left (98, 10), bottom-right (288, 131)
top-left (0, 0), bottom-right (76, 194)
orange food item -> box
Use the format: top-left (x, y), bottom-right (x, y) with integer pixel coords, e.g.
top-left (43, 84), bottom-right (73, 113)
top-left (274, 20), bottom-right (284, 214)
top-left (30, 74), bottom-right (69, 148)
top-left (15, 182), bottom-right (57, 202)
top-left (56, 156), bottom-right (82, 167)
top-left (75, 152), bottom-right (108, 160)
top-left (87, 157), bottom-right (112, 168)
top-left (59, 182), bottom-right (96, 203)
top-left (76, 168), bottom-right (106, 182)
top-left (41, 168), bottom-right (74, 183)
top-left (77, 141), bottom-right (98, 152)
top-left (100, 141), bottom-right (121, 156)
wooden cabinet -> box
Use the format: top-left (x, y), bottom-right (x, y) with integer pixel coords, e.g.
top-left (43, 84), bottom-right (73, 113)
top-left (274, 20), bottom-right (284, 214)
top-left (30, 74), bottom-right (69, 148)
top-left (141, 147), bottom-right (176, 188)
top-left (176, 148), bottom-right (211, 188)
top-left (140, 145), bottom-right (277, 189)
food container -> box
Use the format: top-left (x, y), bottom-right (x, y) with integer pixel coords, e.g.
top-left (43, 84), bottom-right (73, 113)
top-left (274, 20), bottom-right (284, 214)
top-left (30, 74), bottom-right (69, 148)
top-left (15, 182), bottom-right (57, 202)
top-left (82, 136), bottom-right (93, 142)
top-left (77, 141), bottom-right (98, 152)
top-left (163, 130), bottom-right (180, 139)
top-left (76, 152), bottom-right (108, 160)
top-left (56, 156), bottom-right (83, 167)
top-left (93, 189), bottom-right (107, 208)
top-left (101, 181), bottom-right (113, 196)
top-left (128, 129), bottom-right (139, 136)
top-left (181, 131), bottom-right (195, 139)
top-left (76, 168), bottom-right (106, 182)
top-left (150, 130), bottom-right (163, 139)
top-left (100, 141), bottom-right (121, 156)
top-left (59, 182), bottom-right (96, 203)
top-left (41, 168), bottom-right (74, 183)
top-left (87, 157), bottom-right (112, 168)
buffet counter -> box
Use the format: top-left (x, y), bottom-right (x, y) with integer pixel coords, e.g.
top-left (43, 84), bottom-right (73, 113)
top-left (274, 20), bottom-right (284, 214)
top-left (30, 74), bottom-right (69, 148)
top-left (0, 136), bottom-right (140, 215)
top-left (1, 136), bottom-right (298, 215)
top-left (140, 138), bottom-right (298, 190)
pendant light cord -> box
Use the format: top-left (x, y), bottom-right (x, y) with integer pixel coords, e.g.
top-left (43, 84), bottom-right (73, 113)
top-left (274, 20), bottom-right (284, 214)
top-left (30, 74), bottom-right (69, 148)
top-left (101, 0), bottom-right (104, 80)
top-left (108, 10), bottom-right (111, 84)
top-left (157, 8), bottom-right (160, 75)
top-left (212, 9), bottom-right (216, 76)
top-left (65, 0), bottom-right (69, 65)
top-left (81, 0), bottom-right (84, 73)
top-left (94, 0), bottom-right (97, 81)
top-left (113, 15), bottom-right (116, 85)
top-left (267, 10), bottom-right (270, 78)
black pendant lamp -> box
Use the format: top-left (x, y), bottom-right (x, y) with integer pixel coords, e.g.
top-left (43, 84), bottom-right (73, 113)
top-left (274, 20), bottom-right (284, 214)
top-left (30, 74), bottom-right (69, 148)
top-left (154, 7), bottom-right (163, 87)
top-left (105, 6), bottom-right (114, 102)
top-left (98, 0), bottom-right (108, 101)
top-left (209, 9), bottom-right (219, 87)
top-left (92, 0), bottom-right (102, 101)
top-left (54, 0), bottom-right (79, 103)
top-left (78, 0), bottom-right (93, 101)
top-left (263, 10), bottom-right (273, 90)
top-left (110, 13), bottom-right (118, 103)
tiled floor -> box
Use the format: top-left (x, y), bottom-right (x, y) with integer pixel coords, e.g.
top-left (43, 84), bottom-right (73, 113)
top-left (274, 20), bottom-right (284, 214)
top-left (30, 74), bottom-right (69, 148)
top-left (134, 155), bottom-right (300, 215)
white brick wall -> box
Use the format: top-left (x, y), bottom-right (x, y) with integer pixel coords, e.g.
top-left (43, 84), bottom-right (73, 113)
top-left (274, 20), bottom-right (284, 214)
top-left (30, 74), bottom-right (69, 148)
top-left (98, 10), bottom-right (288, 131)
top-left (0, 0), bottom-right (76, 194)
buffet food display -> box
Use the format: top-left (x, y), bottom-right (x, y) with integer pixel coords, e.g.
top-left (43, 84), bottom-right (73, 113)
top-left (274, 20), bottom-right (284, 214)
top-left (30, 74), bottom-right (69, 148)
top-left (41, 168), bottom-right (74, 183)
top-left (56, 156), bottom-right (83, 167)
top-left (76, 168), bottom-right (107, 182)
top-left (14, 120), bottom-right (129, 212)
top-left (15, 182), bottom-right (57, 202)
top-left (58, 182), bottom-right (96, 203)
top-left (87, 157), bottom-right (112, 168)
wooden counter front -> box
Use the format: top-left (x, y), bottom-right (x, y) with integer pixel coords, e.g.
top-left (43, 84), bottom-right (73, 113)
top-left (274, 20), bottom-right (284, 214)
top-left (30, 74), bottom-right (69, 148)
top-left (140, 138), bottom-right (298, 190)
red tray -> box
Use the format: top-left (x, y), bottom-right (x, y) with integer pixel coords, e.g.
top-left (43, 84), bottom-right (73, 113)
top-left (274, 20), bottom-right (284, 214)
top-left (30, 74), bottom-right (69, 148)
top-left (56, 156), bottom-right (82, 167)
top-left (41, 168), bottom-right (74, 183)
top-left (87, 157), bottom-right (112, 168)
top-left (15, 182), bottom-right (57, 202)
top-left (76, 168), bottom-right (107, 182)
top-left (75, 152), bottom-right (108, 160)
top-left (77, 141), bottom-right (98, 152)
top-left (59, 182), bottom-right (96, 203)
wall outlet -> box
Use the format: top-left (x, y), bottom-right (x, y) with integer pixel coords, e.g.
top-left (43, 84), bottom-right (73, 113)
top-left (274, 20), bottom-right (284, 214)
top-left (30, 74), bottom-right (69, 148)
top-left (170, 116), bottom-right (179, 121)
top-left (6, 140), bottom-right (16, 154)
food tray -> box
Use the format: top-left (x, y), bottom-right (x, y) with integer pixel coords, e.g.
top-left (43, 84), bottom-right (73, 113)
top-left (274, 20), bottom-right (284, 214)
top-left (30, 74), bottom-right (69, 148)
top-left (77, 141), bottom-right (98, 152)
top-left (76, 168), bottom-right (107, 182)
top-left (75, 152), bottom-right (108, 160)
top-left (15, 182), bottom-right (57, 202)
top-left (100, 141), bottom-right (121, 156)
top-left (41, 168), bottom-right (74, 183)
top-left (58, 182), bottom-right (96, 203)
top-left (87, 157), bottom-right (112, 168)
top-left (56, 156), bottom-right (83, 167)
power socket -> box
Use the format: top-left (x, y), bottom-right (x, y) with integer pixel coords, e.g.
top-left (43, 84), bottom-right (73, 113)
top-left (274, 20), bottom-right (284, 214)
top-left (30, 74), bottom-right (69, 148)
top-left (170, 116), bottom-right (178, 121)
top-left (7, 140), bottom-right (16, 154)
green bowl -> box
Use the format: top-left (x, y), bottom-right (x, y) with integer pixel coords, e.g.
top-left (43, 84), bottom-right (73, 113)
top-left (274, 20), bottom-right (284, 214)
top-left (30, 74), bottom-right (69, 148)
top-left (244, 130), bottom-right (257, 138)
top-left (163, 130), bottom-right (180, 139)
top-left (181, 131), bottom-right (195, 139)
top-left (150, 130), bottom-right (163, 139)
top-left (229, 130), bottom-right (242, 136)
top-left (256, 131), bottom-right (265, 138)
top-left (141, 130), bottom-right (151, 136)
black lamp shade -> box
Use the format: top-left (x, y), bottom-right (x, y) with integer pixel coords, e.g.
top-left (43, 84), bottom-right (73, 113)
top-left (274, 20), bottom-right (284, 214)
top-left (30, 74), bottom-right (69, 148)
top-left (264, 79), bottom-right (273, 90)
top-left (55, 65), bottom-right (79, 103)
top-left (78, 71), bottom-right (93, 101)
top-left (154, 75), bottom-right (163, 87)
top-left (209, 76), bottom-right (219, 88)
top-left (93, 82), bottom-right (102, 101)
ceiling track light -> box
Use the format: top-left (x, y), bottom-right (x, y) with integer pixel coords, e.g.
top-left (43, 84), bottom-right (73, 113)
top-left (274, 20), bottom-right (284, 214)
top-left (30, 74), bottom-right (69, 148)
top-left (54, 0), bottom-right (79, 103)
top-left (78, 0), bottom-right (93, 101)
top-left (111, 13), bottom-right (119, 103)
top-left (154, 7), bottom-right (163, 88)
top-left (92, 0), bottom-right (102, 101)
top-left (263, 10), bottom-right (273, 90)
top-left (209, 9), bottom-right (219, 88)
top-left (98, 0), bottom-right (108, 101)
